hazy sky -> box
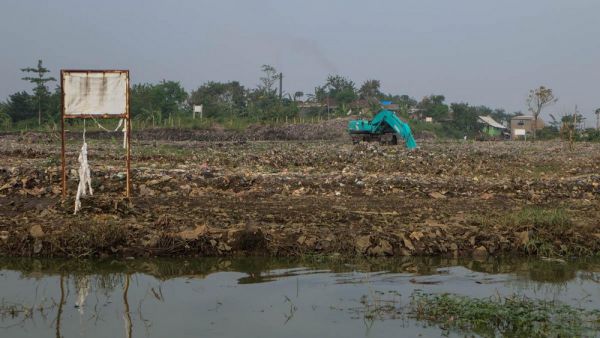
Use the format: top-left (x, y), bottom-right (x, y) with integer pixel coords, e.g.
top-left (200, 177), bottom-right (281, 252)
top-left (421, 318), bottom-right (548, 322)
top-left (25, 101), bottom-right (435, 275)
top-left (1, 0), bottom-right (599, 121)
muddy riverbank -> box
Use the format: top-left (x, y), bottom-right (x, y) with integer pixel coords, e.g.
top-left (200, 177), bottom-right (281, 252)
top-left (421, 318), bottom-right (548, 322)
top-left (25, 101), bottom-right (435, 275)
top-left (1, 131), bottom-right (599, 258)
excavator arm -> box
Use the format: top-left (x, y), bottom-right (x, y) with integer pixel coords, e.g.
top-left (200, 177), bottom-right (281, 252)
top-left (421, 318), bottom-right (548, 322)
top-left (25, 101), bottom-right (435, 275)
top-left (381, 111), bottom-right (418, 149)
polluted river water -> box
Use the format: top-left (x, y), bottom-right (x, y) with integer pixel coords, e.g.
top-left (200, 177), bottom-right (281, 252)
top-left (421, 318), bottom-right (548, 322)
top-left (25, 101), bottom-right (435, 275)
top-left (0, 257), bottom-right (599, 337)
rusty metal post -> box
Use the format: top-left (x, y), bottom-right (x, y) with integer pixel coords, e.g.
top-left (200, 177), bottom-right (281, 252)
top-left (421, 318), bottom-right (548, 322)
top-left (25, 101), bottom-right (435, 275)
top-left (125, 72), bottom-right (131, 198)
top-left (60, 71), bottom-right (67, 199)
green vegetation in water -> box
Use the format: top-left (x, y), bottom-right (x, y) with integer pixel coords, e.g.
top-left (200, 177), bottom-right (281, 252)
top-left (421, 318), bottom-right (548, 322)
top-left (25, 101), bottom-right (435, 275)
top-left (409, 292), bottom-right (600, 338)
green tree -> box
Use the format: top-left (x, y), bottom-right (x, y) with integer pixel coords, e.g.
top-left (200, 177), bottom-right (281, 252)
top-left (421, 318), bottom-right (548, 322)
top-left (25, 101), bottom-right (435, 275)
top-left (395, 95), bottom-right (417, 110)
top-left (154, 80), bottom-right (188, 117)
top-left (549, 114), bottom-right (562, 130)
top-left (0, 103), bottom-right (11, 129)
top-left (448, 103), bottom-right (507, 138)
top-left (316, 75), bottom-right (357, 114)
top-left (380, 94), bottom-right (417, 113)
top-left (558, 108), bottom-right (584, 147)
top-left (5, 91), bottom-right (35, 121)
top-left (189, 81), bottom-right (247, 120)
top-left (44, 86), bottom-right (62, 125)
top-left (527, 86), bottom-right (557, 140)
top-left (418, 95), bottom-right (449, 121)
top-left (489, 108), bottom-right (514, 126)
top-left (130, 80), bottom-right (188, 125)
top-left (244, 65), bottom-right (286, 121)
top-left (21, 60), bottom-right (56, 126)
top-left (359, 79), bottom-right (382, 102)
top-left (325, 75), bottom-right (357, 102)
top-left (560, 111), bottom-right (584, 130)
top-left (449, 103), bottom-right (479, 136)
top-left (130, 83), bottom-right (156, 120)
top-left (257, 64), bottom-right (280, 97)
top-left (313, 86), bottom-right (327, 103)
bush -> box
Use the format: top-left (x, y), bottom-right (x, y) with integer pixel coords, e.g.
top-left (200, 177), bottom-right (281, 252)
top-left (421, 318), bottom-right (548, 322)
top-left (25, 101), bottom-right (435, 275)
top-left (536, 126), bottom-right (559, 140)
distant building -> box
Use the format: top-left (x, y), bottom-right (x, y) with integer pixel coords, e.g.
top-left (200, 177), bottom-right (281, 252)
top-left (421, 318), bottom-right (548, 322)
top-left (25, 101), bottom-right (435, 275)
top-left (510, 116), bottom-right (545, 139)
top-left (408, 108), bottom-right (425, 120)
top-left (478, 116), bottom-right (508, 138)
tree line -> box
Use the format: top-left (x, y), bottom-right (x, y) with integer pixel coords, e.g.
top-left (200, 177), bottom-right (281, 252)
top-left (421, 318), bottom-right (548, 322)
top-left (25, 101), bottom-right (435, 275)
top-left (1, 60), bottom-right (597, 140)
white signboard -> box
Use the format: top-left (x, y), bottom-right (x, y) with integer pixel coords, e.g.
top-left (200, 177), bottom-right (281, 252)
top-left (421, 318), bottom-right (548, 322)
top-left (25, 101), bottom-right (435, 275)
top-left (193, 104), bottom-right (203, 119)
top-left (63, 71), bottom-right (128, 116)
top-left (514, 128), bottom-right (526, 136)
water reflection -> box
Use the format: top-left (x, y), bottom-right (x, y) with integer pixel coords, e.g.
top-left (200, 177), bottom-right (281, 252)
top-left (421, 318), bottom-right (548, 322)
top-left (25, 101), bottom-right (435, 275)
top-left (0, 256), bottom-right (598, 338)
top-left (123, 274), bottom-right (132, 338)
top-left (3, 256), bottom-right (598, 284)
top-left (56, 274), bottom-right (65, 338)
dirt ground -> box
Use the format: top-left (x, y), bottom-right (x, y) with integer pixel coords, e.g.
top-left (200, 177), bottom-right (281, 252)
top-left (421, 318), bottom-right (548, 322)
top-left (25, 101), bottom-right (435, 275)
top-left (0, 129), bottom-right (599, 258)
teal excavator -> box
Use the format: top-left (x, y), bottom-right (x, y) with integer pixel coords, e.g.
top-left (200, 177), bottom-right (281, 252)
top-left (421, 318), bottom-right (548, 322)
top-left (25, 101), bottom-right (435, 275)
top-left (347, 110), bottom-right (417, 149)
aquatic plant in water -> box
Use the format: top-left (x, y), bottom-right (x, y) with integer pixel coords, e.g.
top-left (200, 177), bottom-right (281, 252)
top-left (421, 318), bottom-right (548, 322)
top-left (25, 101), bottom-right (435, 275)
top-left (409, 292), bottom-right (600, 337)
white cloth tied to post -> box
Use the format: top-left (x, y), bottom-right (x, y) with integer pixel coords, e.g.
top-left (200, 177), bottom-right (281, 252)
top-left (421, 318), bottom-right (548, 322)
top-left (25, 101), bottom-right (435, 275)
top-left (74, 129), bottom-right (92, 214)
top-left (73, 119), bottom-right (127, 214)
top-left (93, 117), bottom-right (128, 148)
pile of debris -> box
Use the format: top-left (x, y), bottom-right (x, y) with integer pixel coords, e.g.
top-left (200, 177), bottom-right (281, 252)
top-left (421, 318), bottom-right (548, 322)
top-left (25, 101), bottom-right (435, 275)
top-left (0, 135), bottom-right (599, 258)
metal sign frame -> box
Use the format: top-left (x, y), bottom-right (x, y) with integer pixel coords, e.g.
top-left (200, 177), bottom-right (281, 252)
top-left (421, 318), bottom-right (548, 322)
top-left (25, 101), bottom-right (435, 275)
top-left (60, 69), bottom-right (131, 199)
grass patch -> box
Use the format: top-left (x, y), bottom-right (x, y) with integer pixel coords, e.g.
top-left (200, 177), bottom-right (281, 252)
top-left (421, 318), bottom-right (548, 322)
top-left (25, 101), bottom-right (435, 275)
top-left (508, 207), bottom-right (572, 231)
top-left (410, 292), bottom-right (600, 337)
top-left (530, 163), bottom-right (560, 178)
top-left (470, 207), bottom-right (578, 256)
top-left (471, 207), bottom-right (572, 231)
top-left (46, 222), bottom-right (128, 258)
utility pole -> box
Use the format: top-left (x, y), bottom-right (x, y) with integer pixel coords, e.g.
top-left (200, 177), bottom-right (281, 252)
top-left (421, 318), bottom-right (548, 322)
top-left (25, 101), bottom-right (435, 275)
top-left (279, 72), bottom-right (283, 101)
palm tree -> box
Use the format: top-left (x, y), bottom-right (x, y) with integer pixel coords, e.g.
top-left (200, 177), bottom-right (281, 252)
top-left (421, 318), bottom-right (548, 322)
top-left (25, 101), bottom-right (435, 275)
top-left (595, 108), bottom-right (600, 130)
